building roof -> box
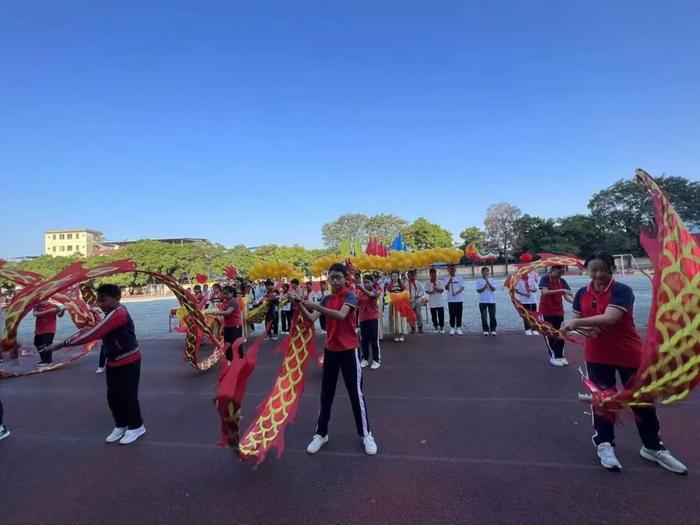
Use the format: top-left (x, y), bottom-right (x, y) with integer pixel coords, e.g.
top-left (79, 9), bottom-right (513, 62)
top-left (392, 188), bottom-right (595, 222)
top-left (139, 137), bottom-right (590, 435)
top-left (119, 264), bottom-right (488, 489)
top-left (45, 229), bottom-right (103, 235)
top-left (104, 238), bottom-right (209, 246)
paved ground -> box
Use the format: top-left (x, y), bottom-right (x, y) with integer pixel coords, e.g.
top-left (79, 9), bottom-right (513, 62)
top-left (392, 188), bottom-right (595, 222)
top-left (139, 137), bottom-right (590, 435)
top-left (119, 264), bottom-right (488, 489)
top-left (1, 332), bottom-right (699, 525)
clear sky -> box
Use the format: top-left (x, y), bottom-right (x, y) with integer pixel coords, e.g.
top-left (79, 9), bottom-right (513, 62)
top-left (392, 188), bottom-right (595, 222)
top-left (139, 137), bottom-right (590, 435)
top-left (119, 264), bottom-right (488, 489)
top-left (2, 1), bottom-right (699, 258)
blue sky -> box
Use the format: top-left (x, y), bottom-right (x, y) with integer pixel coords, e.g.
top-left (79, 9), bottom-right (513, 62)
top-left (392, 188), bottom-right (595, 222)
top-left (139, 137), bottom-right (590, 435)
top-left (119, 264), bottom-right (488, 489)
top-left (2, 1), bottom-right (699, 257)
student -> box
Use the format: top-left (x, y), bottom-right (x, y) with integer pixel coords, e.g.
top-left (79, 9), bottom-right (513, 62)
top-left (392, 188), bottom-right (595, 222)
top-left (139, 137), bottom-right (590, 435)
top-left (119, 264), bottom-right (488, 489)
top-left (256, 280), bottom-right (279, 340)
top-left (33, 301), bottom-right (65, 366)
top-left (442, 265), bottom-right (465, 335)
top-left (561, 251), bottom-right (687, 474)
top-left (424, 268), bottom-right (445, 333)
top-left (406, 270), bottom-right (425, 334)
top-left (386, 271), bottom-right (406, 342)
top-left (243, 284), bottom-right (256, 334)
top-left (280, 283), bottom-right (292, 334)
top-left (298, 263), bottom-right (376, 456)
top-left (207, 285), bottom-right (242, 361)
top-left (516, 273), bottom-right (539, 335)
top-left (45, 284), bottom-right (146, 445)
top-left (356, 274), bottom-right (382, 369)
top-left (0, 399), bottom-right (8, 441)
top-left (317, 281), bottom-right (330, 334)
top-left (476, 267), bottom-right (497, 336)
top-left (539, 265), bottom-right (573, 366)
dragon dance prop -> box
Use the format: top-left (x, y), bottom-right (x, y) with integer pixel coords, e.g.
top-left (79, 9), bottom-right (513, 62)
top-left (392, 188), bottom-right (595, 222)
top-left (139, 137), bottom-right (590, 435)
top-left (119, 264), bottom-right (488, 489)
top-left (1, 260), bottom-right (224, 377)
top-left (216, 307), bottom-right (316, 465)
top-left (311, 247), bottom-right (464, 276)
top-left (465, 243), bottom-right (499, 264)
top-left (582, 169), bottom-right (699, 413)
top-left (504, 254), bottom-right (583, 341)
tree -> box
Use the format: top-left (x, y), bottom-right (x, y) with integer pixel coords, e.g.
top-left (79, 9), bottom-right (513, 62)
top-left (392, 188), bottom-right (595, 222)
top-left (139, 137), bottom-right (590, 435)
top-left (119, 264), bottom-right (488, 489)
top-left (403, 218), bottom-right (454, 250)
top-left (588, 176), bottom-right (700, 255)
top-left (551, 215), bottom-right (601, 256)
top-left (458, 227), bottom-right (485, 250)
top-left (364, 214), bottom-right (409, 244)
top-left (484, 202), bottom-right (522, 271)
top-left (321, 214), bottom-right (369, 248)
top-left (18, 254), bottom-right (82, 277)
top-left (513, 215), bottom-right (556, 254)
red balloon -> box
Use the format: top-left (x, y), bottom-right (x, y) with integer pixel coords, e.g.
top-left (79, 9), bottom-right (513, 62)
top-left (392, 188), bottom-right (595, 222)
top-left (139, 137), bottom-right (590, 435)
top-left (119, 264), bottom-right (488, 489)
top-left (519, 253), bottom-right (533, 262)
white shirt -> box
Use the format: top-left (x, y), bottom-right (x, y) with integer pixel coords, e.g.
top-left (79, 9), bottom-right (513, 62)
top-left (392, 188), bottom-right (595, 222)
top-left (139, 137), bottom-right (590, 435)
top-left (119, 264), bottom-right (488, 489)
top-left (424, 279), bottom-right (445, 308)
top-left (476, 278), bottom-right (496, 303)
top-left (441, 275), bottom-right (465, 302)
top-left (406, 280), bottom-right (425, 303)
top-left (516, 277), bottom-right (538, 305)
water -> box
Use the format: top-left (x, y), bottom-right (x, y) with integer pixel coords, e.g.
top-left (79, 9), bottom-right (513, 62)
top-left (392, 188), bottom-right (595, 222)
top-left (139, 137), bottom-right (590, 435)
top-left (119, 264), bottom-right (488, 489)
top-left (11, 275), bottom-right (652, 346)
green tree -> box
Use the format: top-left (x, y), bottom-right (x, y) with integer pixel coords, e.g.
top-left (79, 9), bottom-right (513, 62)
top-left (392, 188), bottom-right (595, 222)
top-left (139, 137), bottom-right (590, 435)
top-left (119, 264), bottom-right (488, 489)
top-left (321, 214), bottom-right (369, 248)
top-left (403, 217), bottom-right (454, 250)
top-left (588, 176), bottom-right (700, 255)
top-left (458, 226), bottom-right (486, 249)
top-left (365, 214), bottom-right (409, 244)
top-left (551, 215), bottom-right (601, 256)
top-left (18, 254), bottom-right (82, 277)
top-left (513, 215), bottom-right (556, 254)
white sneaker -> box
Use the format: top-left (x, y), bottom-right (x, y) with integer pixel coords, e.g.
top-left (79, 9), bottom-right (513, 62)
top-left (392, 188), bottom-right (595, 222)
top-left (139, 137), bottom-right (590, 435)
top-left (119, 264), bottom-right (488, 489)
top-left (456, 328), bottom-right (463, 336)
top-left (525, 330), bottom-right (532, 336)
top-left (490, 332), bottom-right (497, 336)
top-left (597, 442), bottom-right (622, 471)
top-left (531, 330), bottom-right (540, 336)
top-left (119, 425), bottom-right (146, 445)
top-left (439, 328), bottom-right (445, 334)
top-left (105, 426), bottom-right (127, 443)
top-left (560, 357), bottom-right (569, 366)
top-left (363, 433), bottom-right (378, 455)
top-left (306, 434), bottom-right (328, 454)
top-left (360, 359), bottom-right (369, 368)
top-left (393, 337), bottom-right (399, 342)
top-left (95, 366), bottom-right (105, 374)
top-left (449, 328), bottom-right (455, 335)
top-left (0, 425), bottom-right (10, 441)
top-left (371, 361), bottom-right (381, 370)
top-left (483, 331), bottom-right (489, 336)
top-left (398, 335), bottom-right (404, 342)
top-left (549, 357), bottom-right (565, 367)
top-left (640, 447), bottom-right (688, 474)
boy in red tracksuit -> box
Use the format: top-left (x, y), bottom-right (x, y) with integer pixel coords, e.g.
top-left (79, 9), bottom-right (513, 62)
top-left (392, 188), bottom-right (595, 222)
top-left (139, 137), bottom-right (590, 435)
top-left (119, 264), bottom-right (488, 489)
top-left (33, 301), bottom-right (65, 366)
top-left (298, 263), bottom-right (377, 456)
top-left (207, 285), bottom-right (242, 361)
top-left (45, 284), bottom-right (146, 445)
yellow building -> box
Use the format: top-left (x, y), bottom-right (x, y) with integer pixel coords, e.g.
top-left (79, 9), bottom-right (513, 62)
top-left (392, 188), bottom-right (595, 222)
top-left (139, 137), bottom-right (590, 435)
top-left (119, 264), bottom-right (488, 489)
top-left (44, 229), bottom-right (106, 257)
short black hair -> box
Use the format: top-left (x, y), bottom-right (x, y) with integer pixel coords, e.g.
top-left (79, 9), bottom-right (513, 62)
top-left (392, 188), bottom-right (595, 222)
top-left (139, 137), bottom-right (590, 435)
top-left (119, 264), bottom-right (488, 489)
top-left (265, 279), bottom-right (275, 287)
top-left (96, 284), bottom-right (121, 299)
top-left (549, 265), bottom-right (565, 271)
top-left (290, 278), bottom-right (299, 285)
top-left (328, 263), bottom-right (348, 276)
top-left (363, 274), bottom-right (375, 283)
top-left (212, 283), bottom-right (222, 290)
top-left (193, 285), bottom-right (202, 292)
top-left (584, 250), bottom-right (616, 271)
top-left (282, 283), bottom-right (290, 290)
top-left (222, 285), bottom-right (236, 296)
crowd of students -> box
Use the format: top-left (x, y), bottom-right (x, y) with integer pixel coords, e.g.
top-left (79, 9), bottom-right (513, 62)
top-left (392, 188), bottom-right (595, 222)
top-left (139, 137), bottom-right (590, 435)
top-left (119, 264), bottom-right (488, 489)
top-left (0, 253), bottom-right (689, 474)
